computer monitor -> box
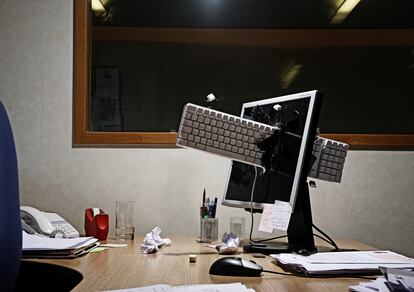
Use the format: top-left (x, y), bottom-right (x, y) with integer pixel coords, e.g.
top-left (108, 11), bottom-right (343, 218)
top-left (222, 90), bottom-right (322, 254)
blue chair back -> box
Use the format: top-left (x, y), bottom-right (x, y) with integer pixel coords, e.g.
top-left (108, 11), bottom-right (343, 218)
top-left (0, 100), bottom-right (22, 291)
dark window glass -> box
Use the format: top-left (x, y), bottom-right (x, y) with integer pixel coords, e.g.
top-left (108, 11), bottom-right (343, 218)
top-left (90, 0), bottom-right (414, 134)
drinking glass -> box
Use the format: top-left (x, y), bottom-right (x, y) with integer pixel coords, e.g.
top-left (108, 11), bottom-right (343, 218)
top-left (115, 201), bottom-right (135, 240)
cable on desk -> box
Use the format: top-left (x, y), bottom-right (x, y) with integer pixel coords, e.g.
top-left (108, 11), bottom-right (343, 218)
top-left (313, 234), bottom-right (338, 249)
top-left (245, 167), bottom-right (348, 251)
top-left (248, 166), bottom-right (259, 243)
top-left (312, 223), bottom-right (339, 250)
top-left (247, 167), bottom-right (334, 246)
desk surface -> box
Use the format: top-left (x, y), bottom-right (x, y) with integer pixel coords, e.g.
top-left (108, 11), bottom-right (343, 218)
top-left (30, 237), bottom-right (375, 292)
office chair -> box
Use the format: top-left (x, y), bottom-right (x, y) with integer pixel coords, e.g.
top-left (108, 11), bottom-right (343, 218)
top-left (0, 101), bottom-right (82, 291)
top-left (0, 100), bottom-right (22, 291)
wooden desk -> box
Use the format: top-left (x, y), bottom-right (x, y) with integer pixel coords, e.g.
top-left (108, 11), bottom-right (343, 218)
top-left (29, 237), bottom-right (375, 292)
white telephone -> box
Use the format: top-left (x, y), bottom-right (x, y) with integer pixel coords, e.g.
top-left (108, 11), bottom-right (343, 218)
top-left (20, 206), bottom-right (79, 238)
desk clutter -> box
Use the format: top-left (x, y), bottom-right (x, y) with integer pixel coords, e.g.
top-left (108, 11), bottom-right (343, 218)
top-left (18, 233), bottom-right (414, 291)
top-left (199, 189), bottom-right (219, 243)
top-left (271, 250), bottom-right (414, 276)
top-left (350, 267), bottom-right (414, 292)
top-left (22, 231), bottom-right (99, 258)
top-left (214, 232), bottom-right (240, 254)
top-left (140, 226), bottom-right (171, 253)
top-left (103, 283), bottom-right (254, 292)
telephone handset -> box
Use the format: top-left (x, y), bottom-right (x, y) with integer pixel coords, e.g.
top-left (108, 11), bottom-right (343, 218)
top-left (20, 206), bottom-right (79, 238)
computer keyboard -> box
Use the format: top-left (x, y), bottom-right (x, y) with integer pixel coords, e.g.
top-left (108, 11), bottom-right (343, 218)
top-left (309, 137), bottom-right (349, 183)
top-left (177, 103), bottom-right (276, 168)
top-left (177, 103), bottom-right (348, 182)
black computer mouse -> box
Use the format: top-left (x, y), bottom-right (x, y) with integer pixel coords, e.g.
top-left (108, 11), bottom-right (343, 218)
top-left (209, 257), bottom-right (263, 277)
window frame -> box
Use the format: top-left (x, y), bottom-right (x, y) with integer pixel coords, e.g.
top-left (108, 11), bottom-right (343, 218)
top-left (73, 0), bottom-right (414, 149)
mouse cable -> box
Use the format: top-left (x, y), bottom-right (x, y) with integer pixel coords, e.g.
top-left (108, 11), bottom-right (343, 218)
top-left (262, 270), bottom-right (377, 280)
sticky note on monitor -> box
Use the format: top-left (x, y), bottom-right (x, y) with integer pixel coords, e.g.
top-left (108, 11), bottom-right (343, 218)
top-left (258, 203), bottom-right (274, 233)
top-left (271, 200), bottom-right (292, 231)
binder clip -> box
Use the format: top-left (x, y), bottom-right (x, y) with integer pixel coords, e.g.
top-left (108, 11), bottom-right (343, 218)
top-left (84, 208), bottom-right (109, 241)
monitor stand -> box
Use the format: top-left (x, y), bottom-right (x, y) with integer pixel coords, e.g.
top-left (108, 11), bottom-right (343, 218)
top-left (243, 181), bottom-right (316, 255)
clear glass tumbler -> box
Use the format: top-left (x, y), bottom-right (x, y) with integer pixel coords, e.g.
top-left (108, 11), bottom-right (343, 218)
top-left (115, 201), bottom-right (135, 240)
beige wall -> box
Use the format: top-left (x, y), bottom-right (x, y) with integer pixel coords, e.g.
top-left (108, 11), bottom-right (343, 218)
top-left (1, 0), bottom-right (413, 256)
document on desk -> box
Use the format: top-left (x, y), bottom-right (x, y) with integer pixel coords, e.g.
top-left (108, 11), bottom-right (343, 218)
top-left (349, 267), bottom-right (414, 291)
top-left (101, 283), bottom-right (255, 292)
top-left (22, 231), bottom-right (99, 258)
top-left (22, 231), bottom-right (97, 250)
top-left (271, 250), bottom-right (414, 275)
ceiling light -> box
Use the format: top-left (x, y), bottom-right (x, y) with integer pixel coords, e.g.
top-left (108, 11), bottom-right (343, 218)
top-left (91, 0), bottom-right (106, 15)
top-left (280, 64), bottom-right (302, 89)
top-left (330, 0), bottom-right (362, 24)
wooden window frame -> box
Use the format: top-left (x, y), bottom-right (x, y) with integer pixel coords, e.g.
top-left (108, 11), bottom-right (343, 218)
top-left (73, 0), bottom-right (414, 149)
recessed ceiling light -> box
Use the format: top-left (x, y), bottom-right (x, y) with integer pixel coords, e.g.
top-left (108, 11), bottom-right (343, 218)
top-left (281, 63), bottom-right (302, 89)
top-left (91, 0), bottom-right (106, 15)
top-left (330, 0), bottom-right (362, 24)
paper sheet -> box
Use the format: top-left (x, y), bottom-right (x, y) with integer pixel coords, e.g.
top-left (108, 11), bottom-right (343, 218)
top-left (22, 231), bottom-right (97, 250)
top-left (349, 278), bottom-right (389, 292)
top-left (101, 283), bottom-right (254, 292)
top-left (385, 267), bottom-right (414, 290)
top-left (140, 226), bottom-right (171, 253)
top-left (271, 200), bottom-right (292, 231)
top-left (272, 251), bottom-right (414, 274)
top-left (101, 284), bottom-right (171, 292)
top-left (258, 203), bottom-right (274, 233)
top-left (303, 250), bottom-right (414, 264)
top-left (100, 243), bottom-right (128, 248)
top-left (89, 247), bottom-right (108, 253)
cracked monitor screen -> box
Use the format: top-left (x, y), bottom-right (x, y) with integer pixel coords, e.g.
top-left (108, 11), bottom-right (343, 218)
top-left (222, 91), bottom-right (318, 209)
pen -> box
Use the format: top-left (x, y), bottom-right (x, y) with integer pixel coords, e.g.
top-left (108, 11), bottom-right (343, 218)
top-left (207, 198), bottom-right (214, 218)
top-left (201, 189), bottom-right (206, 218)
top-left (203, 190), bottom-right (210, 218)
top-left (212, 197), bottom-right (218, 218)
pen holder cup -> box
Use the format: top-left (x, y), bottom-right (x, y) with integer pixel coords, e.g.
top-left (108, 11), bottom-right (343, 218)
top-left (200, 218), bottom-right (218, 243)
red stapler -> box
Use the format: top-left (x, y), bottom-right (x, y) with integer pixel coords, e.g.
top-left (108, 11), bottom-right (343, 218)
top-left (84, 208), bottom-right (109, 241)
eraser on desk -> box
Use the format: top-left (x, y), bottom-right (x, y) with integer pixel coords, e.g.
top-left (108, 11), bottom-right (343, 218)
top-left (189, 254), bottom-right (197, 263)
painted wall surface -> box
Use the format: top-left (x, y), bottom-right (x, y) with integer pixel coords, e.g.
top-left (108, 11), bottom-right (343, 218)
top-left (1, 0), bottom-right (413, 256)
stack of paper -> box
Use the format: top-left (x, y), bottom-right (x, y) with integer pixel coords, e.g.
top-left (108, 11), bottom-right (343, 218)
top-left (22, 231), bottom-right (99, 258)
top-left (271, 250), bottom-right (414, 276)
top-left (350, 267), bottom-right (414, 291)
top-left (349, 278), bottom-right (390, 292)
top-left (103, 283), bottom-right (255, 292)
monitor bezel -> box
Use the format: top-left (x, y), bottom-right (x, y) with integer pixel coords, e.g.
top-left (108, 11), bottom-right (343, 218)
top-left (222, 90), bottom-right (319, 210)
